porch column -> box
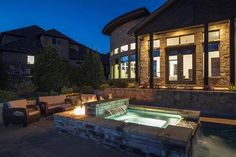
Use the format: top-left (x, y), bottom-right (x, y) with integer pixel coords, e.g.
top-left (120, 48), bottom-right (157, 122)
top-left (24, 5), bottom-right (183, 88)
top-left (135, 35), bottom-right (139, 83)
top-left (149, 33), bottom-right (154, 88)
top-left (230, 18), bottom-right (235, 85)
top-left (204, 23), bottom-right (209, 89)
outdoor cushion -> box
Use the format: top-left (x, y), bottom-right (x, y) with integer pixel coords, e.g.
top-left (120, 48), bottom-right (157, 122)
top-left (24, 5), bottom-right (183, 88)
top-left (48, 103), bottom-right (72, 110)
top-left (81, 94), bottom-right (97, 103)
top-left (54, 95), bottom-right (66, 104)
top-left (8, 99), bottom-right (27, 109)
top-left (39, 96), bottom-right (54, 105)
top-left (28, 110), bottom-right (40, 116)
top-left (13, 111), bottom-right (25, 117)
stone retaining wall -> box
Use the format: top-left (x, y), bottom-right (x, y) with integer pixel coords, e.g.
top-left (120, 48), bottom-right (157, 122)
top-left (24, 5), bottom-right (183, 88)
top-left (95, 88), bottom-right (236, 116)
top-left (85, 98), bottom-right (129, 117)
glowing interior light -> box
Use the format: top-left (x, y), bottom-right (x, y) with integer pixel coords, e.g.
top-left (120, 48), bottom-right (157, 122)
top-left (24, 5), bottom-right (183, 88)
top-left (74, 105), bottom-right (85, 116)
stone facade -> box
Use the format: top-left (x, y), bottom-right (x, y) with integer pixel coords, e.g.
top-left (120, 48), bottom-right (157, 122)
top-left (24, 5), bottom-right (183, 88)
top-left (139, 21), bottom-right (232, 89)
top-left (85, 98), bottom-right (129, 116)
top-left (110, 18), bottom-right (144, 51)
top-left (96, 88), bottom-right (236, 116)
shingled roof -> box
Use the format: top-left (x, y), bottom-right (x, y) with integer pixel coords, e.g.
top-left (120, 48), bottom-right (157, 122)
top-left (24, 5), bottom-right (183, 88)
top-left (3, 25), bottom-right (45, 37)
top-left (0, 37), bottom-right (42, 54)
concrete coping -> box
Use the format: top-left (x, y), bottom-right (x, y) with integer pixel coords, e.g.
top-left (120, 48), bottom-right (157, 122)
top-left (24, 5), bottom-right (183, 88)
top-left (85, 98), bottom-right (129, 106)
top-left (129, 105), bottom-right (200, 121)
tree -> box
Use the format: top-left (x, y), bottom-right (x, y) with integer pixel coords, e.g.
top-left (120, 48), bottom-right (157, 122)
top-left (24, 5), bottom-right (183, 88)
top-left (0, 64), bottom-right (8, 89)
top-left (32, 46), bottom-right (71, 92)
top-left (73, 51), bottom-right (105, 89)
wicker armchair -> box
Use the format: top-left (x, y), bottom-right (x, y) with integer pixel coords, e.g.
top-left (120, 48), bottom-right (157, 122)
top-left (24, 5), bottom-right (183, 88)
top-left (2, 99), bottom-right (41, 127)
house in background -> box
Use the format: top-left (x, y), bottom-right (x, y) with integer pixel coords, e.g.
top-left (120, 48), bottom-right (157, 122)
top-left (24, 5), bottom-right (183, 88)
top-left (103, 0), bottom-right (236, 90)
top-left (0, 25), bottom-right (109, 79)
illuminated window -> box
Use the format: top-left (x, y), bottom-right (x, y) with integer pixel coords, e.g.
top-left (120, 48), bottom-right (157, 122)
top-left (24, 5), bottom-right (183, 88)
top-left (167, 37), bottom-right (179, 46)
top-left (180, 35), bottom-right (194, 45)
top-left (130, 43), bottom-right (136, 50)
top-left (168, 51), bottom-right (178, 81)
top-left (153, 40), bottom-right (160, 49)
top-left (130, 55), bottom-right (136, 78)
top-left (114, 48), bottom-right (119, 54)
top-left (203, 30), bottom-right (220, 42)
top-left (27, 56), bottom-right (35, 64)
top-left (167, 47), bottom-right (194, 82)
top-left (203, 43), bottom-right (220, 77)
top-left (120, 56), bottom-right (129, 79)
top-left (114, 59), bottom-right (119, 79)
top-left (209, 31), bottom-right (220, 42)
top-left (153, 50), bottom-right (160, 78)
top-left (121, 45), bottom-right (128, 52)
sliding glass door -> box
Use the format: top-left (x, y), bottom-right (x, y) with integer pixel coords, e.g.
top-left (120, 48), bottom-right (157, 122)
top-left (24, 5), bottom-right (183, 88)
top-left (166, 46), bottom-right (195, 84)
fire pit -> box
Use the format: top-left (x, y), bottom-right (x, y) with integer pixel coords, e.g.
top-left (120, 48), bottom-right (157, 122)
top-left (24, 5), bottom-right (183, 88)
top-left (54, 98), bottom-right (200, 157)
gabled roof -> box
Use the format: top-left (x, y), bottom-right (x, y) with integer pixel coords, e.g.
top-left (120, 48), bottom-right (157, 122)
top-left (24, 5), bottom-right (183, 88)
top-left (130, 0), bottom-right (177, 34)
top-left (3, 25), bottom-right (45, 37)
top-left (102, 7), bottom-right (150, 36)
top-left (131, 0), bottom-right (236, 35)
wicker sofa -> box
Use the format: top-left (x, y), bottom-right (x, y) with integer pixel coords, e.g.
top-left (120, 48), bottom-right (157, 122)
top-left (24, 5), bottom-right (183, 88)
top-left (2, 99), bottom-right (41, 127)
top-left (38, 95), bottom-right (74, 116)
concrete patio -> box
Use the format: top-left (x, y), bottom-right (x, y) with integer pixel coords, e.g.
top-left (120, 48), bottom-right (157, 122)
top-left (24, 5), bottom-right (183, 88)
top-left (0, 117), bottom-right (138, 157)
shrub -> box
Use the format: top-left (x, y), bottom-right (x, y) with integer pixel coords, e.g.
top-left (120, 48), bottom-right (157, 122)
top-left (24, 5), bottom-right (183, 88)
top-left (49, 90), bottom-right (59, 96)
top-left (108, 80), bottom-right (129, 88)
top-left (32, 46), bottom-right (71, 92)
top-left (61, 86), bottom-right (74, 95)
top-left (99, 83), bottom-right (110, 90)
top-left (72, 51), bottom-right (105, 89)
top-left (79, 86), bottom-right (94, 94)
top-left (14, 80), bottom-right (37, 98)
top-left (0, 90), bottom-right (18, 103)
top-left (127, 82), bottom-right (136, 88)
top-left (0, 65), bottom-right (9, 89)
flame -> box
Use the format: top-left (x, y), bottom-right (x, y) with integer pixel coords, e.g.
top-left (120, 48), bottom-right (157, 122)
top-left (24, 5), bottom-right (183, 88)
top-left (74, 105), bottom-right (85, 116)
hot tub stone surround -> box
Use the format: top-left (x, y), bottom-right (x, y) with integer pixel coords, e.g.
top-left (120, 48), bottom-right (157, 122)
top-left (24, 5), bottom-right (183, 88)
top-left (54, 111), bottom-right (194, 157)
top-left (85, 98), bottom-right (129, 117)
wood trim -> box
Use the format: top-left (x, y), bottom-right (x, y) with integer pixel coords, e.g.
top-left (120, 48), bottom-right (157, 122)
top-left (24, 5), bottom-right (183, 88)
top-left (230, 18), bottom-right (235, 85)
top-left (135, 35), bottom-right (139, 83)
top-left (149, 33), bottom-right (154, 88)
top-left (204, 23), bottom-right (209, 88)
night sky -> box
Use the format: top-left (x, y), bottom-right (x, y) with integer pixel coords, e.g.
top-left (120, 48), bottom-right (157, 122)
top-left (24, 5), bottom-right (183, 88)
top-left (0, 0), bottom-right (166, 53)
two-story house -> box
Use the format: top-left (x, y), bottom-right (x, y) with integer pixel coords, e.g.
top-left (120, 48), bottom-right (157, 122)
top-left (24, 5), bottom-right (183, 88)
top-left (0, 25), bottom-right (109, 78)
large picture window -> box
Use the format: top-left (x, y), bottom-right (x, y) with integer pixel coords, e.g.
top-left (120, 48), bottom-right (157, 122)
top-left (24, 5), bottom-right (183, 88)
top-left (153, 50), bottom-right (160, 78)
top-left (167, 46), bottom-right (195, 83)
top-left (120, 56), bottom-right (129, 79)
top-left (130, 55), bottom-right (136, 79)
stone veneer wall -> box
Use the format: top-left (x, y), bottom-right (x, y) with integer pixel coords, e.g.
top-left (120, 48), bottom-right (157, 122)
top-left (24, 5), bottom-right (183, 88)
top-left (96, 88), bottom-right (236, 116)
top-left (139, 20), bottom-right (231, 88)
top-left (85, 98), bottom-right (129, 116)
top-left (110, 18), bottom-right (145, 51)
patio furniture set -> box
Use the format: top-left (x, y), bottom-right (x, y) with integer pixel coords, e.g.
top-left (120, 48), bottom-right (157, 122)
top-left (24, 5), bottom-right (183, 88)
top-left (2, 94), bottom-right (98, 127)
